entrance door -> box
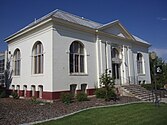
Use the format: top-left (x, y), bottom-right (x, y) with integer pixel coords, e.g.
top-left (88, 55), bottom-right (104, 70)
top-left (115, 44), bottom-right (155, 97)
top-left (112, 63), bottom-right (121, 84)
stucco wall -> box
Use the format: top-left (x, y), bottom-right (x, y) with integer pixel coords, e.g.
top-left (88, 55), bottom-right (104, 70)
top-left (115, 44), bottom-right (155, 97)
top-left (132, 45), bottom-right (151, 83)
top-left (8, 22), bottom-right (53, 92)
top-left (7, 20), bottom-right (151, 96)
top-left (52, 24), bottom-right (98, 91)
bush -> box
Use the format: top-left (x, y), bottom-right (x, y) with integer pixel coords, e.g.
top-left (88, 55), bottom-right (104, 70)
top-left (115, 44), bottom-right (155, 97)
top-left (95, 88), bottom-right (117, 101)
top-left (141, 83), bottom-right (163, 90)
top-left (95, 88), bottom-right (106, 98)
top-left (106, 89), bottom-right (117, 101)
top-left (0, 90), bottom-right (6, 98)
top-left (30, 96), bottom-right (44, 104)
top-left (76, 92), bottom-right (89, 102)
top-left (60, 93), bottom-right (73, 104)
top-left (11, 92), bottom-right (19, 99)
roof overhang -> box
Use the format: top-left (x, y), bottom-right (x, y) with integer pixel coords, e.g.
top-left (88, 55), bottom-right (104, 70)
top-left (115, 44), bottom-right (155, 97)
top-left (97, 30), bottom-right (151, 47)
top-left (97, 20), bottom-right (136, 41)
top-left (4, 9), bottom-right (151, 48)
top-left (5, 16), bottom-right (53, 42)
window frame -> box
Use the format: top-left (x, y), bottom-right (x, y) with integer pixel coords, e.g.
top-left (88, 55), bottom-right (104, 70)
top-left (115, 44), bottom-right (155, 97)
top-left (69, 41), bottom-right (85, 74)
top-left (112, 48), bottom-right (119, 58)
top-left (81, 83), bottom-right (87, 93)
top-left (32, 41), bottom-right (44, 74)
top-left (70, 84), bottom-right (77, 95)
top-left (13, 49), bottom-right (21, 76)
top-left (137, 53), bottom-right (144, 74)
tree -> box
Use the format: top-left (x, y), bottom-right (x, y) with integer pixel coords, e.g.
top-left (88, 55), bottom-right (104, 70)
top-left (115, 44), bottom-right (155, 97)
top-left (149, 52), bottom-right (167, 89)
top-left (4, 58), bottom-right (13, 89)
top-left (99, 69), bottom-right (115, 101)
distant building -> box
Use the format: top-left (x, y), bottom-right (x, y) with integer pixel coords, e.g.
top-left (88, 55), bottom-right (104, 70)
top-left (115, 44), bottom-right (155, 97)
top-left (0, 52), bottom-right (6, 86)
top-left (5, 9), bottom-right (151, 101)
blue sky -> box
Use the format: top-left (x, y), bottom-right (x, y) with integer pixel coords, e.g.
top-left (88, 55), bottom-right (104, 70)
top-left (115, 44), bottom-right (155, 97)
top-left (0, 0), bottom-right (167, 61)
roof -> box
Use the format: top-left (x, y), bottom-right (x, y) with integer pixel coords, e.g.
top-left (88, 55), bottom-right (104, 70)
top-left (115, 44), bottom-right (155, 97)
top-left (53, 10), bottom-right (102, 28)
top-left (97, 20), bottom-right (119, 29)
top-left (132, 35), bottom-right (150, 45)
top-left (5, 9), bottom-right (150, 46)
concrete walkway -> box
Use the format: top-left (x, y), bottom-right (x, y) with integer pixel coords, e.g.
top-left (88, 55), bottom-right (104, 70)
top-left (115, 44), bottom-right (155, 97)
top-left (161, 98), bottom-right (167, 103)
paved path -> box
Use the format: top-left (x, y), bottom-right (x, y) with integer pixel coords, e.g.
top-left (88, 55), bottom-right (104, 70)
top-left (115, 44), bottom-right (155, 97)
top-left (161, 98), bottom-right (167, 103)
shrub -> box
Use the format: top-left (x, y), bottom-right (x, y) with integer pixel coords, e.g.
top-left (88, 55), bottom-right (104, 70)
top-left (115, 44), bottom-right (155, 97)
top-left (95, 88), bottom-right (106, 98)
top-left (0, 90), bottom-right (6, 98)
top-left (11, 92), bottom-right (19, 99)
top-left (98, 69), bottom-right (116, 101)
top-left (60, 93), bottom-right (73, 104)
top-left (95, 88), bottom-right (117, 101)
top-left (106, 89), bottom-right (117, 101)
top-left (142, 83), bottom-right (164, 90)
top-left (141, 84), bottom-right (152, 90)
top-left (0, 89), bottom-right (3, 94)
top-left (76, 92), bottom-right (89, 102)
top-left (30, 96), bottom-right (44, 104)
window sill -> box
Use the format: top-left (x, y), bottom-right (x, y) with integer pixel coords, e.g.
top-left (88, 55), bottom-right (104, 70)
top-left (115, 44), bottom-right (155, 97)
top-left (31, 73), bottom-right (44, 77)
top-left (69, 73), bottom-right (88, 76)
top-left (138, 74), bottom-right (145, 76)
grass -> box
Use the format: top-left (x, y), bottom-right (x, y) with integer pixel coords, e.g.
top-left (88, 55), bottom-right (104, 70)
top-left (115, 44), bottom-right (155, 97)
top-left (37, 103), bottom-right (167, 125)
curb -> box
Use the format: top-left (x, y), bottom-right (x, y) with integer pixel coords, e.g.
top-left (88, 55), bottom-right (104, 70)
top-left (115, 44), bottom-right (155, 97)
top-left (21, 101), bottom-right (146, 125)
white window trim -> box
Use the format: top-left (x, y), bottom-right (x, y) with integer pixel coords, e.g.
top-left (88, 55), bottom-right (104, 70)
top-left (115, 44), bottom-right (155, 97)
top-left (32, 42), bottom-right (44, 74)
top-left (69, 41), bottom-right (87, 75)
top-left (137, 53), bottom-right (145, 75)
top-left (13, 49), bottom-right (21, 76)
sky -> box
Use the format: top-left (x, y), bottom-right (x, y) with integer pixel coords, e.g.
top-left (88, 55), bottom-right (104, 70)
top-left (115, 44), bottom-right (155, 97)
top-left (0, 0), bottom-right (167, 61)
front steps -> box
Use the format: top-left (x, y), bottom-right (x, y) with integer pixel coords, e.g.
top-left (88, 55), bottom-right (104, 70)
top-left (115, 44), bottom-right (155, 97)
top-left (121, 85), bottom-right (154, 101)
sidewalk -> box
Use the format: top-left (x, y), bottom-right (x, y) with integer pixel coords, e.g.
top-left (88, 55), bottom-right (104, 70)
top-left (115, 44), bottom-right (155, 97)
top-left (161, 98), bottom-right (167, 103)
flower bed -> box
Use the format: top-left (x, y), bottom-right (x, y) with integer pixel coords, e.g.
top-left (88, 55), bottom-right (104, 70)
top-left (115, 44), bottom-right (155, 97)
top-left (0, 96), bottom-right (139, 125)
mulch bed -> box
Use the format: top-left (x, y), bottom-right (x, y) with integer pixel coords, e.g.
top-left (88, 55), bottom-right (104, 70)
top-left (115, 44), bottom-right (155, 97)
top-left (0, 96), bottom-right (140, 125)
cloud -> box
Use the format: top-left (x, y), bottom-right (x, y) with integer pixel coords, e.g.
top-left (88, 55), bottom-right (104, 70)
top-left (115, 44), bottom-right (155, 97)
top-left (149, 48), bottom-right (167, 62)
top-left (157, 17), bottom-right (167, 21)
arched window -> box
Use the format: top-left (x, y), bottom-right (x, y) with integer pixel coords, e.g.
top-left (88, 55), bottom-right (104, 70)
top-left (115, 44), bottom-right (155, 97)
top-left (13, 49), bottom-right (21, 75)
top-left (137, 53), bottom-right (143, 74)
top-left (32, 41), bottom-right (44, 74)
top-left (69, 41), bottom-right (84, 73)
top-left (112, 48), bottom-right (119, 58)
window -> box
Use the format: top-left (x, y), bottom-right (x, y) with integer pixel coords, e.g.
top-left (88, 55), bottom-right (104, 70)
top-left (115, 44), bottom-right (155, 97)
top-left (32, 41), bottom-right (44, 74)
top-left (31, 85), bottom-right (36, 97)
top-left (70, 84), bottom-right (77, 95)
top-left (16, 85), bottom-right (20, 95)
top-left (38, 85), bottom-right (43, 98)
top-left (12, 85), bottom-right (15, 92)
top-left (23, 85), bottom-right (27, 97)
top-left (137, 53), bottom-right (143, 74)
top-left (81, 84), bottom-right (87, 93)
top-left (112, 48), bottom-right (119, 58)
top-left (70, 41), bottom-right (84, 73)
top-left (13, 49), bottom-right (21, 75)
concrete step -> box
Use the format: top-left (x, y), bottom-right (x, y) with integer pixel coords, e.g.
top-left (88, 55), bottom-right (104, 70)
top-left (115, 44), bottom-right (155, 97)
top-left (121, 85), bottom-right (154, 101)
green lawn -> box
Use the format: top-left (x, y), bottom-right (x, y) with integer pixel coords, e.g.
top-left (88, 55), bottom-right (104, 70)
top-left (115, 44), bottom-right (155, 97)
top-left (37, 103), bottom-right (167, 125)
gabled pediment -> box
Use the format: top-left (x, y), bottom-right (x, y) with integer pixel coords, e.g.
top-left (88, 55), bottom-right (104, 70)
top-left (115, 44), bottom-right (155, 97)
top-left (98, 20), bottom-right (135, 40)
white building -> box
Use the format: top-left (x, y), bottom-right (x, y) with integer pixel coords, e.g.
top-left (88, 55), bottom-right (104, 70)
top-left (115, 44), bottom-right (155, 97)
top-left (5, 9), bottom-right (151, 100)
top-left (0, 52), bottom-right (6, 85)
